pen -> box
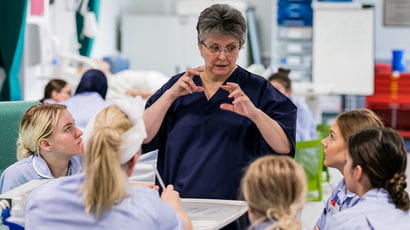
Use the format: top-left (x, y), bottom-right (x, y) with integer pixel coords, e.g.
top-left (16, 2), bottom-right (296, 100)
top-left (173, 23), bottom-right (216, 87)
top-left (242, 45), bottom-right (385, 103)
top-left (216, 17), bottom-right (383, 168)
top-left (152, 165), bottom-right (166, 190)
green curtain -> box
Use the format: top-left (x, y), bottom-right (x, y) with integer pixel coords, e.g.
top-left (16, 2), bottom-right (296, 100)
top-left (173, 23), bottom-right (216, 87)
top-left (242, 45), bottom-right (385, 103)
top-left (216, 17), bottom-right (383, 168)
top-left (0, 0), bottom-right (28, 101)
top-left (76, 0), bottom-right (100, 57)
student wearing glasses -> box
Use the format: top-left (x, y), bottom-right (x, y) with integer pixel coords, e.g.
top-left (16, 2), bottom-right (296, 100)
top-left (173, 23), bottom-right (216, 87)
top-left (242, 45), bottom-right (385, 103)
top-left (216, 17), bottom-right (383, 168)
top-left (143, 3), bottom-right (296, 205)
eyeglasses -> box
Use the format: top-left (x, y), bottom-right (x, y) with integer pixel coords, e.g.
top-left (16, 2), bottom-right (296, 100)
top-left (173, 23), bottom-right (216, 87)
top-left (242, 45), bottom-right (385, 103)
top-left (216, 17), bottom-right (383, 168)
top-left (201, 42), bottom-right (240, 56)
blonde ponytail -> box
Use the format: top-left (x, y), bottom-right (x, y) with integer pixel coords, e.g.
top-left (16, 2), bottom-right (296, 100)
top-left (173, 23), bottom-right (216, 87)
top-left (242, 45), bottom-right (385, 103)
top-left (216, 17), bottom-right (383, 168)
top-left (270, 211), bottom-right (301, 230)
top-left (243, 156), bottom-right (306, 230)
top-left (16, 136), bottom-right (34, 160)
top-left (82, 106), bottom-right (133, 219)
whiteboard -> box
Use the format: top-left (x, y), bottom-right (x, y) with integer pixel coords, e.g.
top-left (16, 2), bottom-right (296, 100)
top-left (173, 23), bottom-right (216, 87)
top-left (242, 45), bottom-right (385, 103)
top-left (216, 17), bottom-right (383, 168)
top-left (312, 3), bottom-right (375, 95)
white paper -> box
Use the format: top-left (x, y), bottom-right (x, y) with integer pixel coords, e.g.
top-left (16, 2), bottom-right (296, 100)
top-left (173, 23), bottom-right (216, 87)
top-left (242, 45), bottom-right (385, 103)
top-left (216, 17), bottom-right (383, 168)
top-left (182, 198), bottom-right (248, 230)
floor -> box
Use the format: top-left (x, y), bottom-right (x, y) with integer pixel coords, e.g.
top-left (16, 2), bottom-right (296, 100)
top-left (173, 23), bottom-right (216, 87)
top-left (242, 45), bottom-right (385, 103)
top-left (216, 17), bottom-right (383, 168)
top-left (300, 153), bottom-right (410, 229)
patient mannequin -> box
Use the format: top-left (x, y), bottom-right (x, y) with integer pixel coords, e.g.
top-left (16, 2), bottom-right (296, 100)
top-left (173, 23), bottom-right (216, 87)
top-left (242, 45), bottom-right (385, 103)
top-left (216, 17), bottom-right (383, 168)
top-left (96, 60), bottom-right (168, 100)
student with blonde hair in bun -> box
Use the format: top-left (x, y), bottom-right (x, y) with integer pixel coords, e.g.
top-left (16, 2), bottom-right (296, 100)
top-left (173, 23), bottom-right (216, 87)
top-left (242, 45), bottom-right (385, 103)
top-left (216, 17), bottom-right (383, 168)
top-left (25, 98), bottom-right (192, 230)
top-left (326, 127), bottom-right (410, 229)
top-left (241, 155), bottom-right (306, 230)
top-left (0, 104), bottom-right (83, 193)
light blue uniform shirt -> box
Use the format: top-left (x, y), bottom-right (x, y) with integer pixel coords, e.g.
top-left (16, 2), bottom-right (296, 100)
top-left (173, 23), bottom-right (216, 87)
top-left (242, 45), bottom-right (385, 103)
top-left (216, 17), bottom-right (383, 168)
top-left (254, 220), bottom-right (275, 230)
top-left (25, 173), bottom-right (184, 230)
top-left (0, 154), bottom-right (82, 193)
top-left (316, 179), bottom-right (360, 229)
top-left (291, 96), bottom-right (317, 141)
top-left (324, 188), bottom-right (410, 230)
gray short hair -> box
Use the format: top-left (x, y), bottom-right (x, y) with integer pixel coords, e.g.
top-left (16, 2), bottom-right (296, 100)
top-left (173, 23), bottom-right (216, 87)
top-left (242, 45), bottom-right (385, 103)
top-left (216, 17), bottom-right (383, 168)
top-left (196, 4), bottom-right (246, 47)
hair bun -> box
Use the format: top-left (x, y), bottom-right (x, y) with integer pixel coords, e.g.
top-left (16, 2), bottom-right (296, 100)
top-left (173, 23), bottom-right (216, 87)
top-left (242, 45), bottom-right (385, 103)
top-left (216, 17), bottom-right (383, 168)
top-left (385, 173), bottom-right (407, 192)
top-left (385, 173), bottom-right (410, 211)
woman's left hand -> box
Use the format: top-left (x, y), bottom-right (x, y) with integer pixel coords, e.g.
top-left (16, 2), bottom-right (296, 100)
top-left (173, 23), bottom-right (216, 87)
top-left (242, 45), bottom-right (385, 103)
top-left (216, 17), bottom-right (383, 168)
top-left (220, 82), bottom-right (258, 118)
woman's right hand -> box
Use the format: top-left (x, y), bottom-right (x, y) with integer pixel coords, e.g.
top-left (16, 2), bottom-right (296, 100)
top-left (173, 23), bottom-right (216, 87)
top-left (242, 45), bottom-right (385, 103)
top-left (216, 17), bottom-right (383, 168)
top-left (161, 185), bottom-right (193, 230)
top-left (160, 185), bottom-right (182, 211)
top-left (168, 67), bottom-right (204, 99)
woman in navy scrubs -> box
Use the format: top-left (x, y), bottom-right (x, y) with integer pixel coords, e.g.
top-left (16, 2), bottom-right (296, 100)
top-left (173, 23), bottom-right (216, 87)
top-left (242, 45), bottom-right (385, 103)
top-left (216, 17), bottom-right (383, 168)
top-left (143, 3), bottom-right (296, 201)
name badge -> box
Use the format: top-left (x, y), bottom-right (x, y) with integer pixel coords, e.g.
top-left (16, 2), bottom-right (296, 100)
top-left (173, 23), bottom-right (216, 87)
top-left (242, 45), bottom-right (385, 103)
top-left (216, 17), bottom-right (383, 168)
top-left (329, 199), bottom-right (341, 213)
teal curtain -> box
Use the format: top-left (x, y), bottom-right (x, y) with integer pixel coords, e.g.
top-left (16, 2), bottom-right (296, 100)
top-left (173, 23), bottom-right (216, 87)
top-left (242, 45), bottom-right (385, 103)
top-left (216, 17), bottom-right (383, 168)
top-left (76, 0), bottom-right (100, 57)
top-left (0, 0), bottom-right (28, 101)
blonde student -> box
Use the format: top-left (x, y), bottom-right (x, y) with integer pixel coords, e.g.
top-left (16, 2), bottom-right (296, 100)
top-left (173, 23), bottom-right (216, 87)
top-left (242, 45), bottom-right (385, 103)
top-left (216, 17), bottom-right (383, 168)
top-left (0, 104), bottom-right (83, 193)
top-left (242, 155), bottom-right (306, 230)
top-left (315, 109), bottom-right (383, 230)
top-left (25, 98), bottom-right (191, 230)
top-left (325, 128), bottom-right (410, 229)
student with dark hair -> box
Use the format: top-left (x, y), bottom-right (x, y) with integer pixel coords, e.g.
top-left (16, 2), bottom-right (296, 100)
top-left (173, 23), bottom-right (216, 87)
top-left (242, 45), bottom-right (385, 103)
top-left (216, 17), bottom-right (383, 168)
top-left (268, 68), bottom-right (316, 141)
top-left (61, 69), bottom-right (108, 129)
top-left (75, 69), bottom-right (108, 99)
top-left (326, 127), bottom-right (410, 229)
top-left (40, 79), bottom-right (71, 103)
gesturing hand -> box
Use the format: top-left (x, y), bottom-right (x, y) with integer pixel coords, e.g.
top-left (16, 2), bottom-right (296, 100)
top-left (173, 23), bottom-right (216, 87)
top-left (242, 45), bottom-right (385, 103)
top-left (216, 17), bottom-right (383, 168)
top-left (160, 185), bottom-right (182, 211)
top-left (220, 82), bottom-right (258, 118)
top-left (168, 67), bottom-right (204, 99)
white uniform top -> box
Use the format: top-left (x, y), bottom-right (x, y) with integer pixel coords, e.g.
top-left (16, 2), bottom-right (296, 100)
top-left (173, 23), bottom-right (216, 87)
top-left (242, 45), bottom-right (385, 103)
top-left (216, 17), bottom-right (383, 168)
top-left (25, 173), bottom-right (184, 230)
top-left (325, 188), bottom-right (410, 230)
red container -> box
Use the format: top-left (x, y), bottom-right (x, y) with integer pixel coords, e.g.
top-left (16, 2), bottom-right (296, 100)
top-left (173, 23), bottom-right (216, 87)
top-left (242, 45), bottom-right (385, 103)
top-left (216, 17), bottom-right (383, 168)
top-left (366, 71), bottom-right (410, 137)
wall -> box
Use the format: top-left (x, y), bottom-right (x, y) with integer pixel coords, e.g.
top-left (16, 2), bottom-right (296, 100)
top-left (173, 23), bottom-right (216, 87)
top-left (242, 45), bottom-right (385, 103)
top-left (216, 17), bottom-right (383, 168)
top-left (50, 0), bottom-right (79, 54)
top-left (251, 0), bottom-right (410, 68)
top-left (91, 0), bottom-right (124, 58)
top-left (247, 0), bottom-right (272, 67)
top-left (374, 0), bottom-right (410, 63)
top-left (91, 0), bottom-right (262, 59)
top-left (76, 0), bottom-right (410, 71)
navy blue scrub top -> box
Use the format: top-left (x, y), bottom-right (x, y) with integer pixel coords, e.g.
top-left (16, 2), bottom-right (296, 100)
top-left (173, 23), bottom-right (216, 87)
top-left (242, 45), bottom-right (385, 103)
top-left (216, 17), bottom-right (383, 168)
top-left (143, 66), bottom-right (296, 200)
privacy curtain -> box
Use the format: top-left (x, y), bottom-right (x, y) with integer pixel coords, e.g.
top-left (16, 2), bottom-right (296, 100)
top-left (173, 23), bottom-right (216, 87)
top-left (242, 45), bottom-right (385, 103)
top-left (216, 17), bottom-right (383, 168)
top-left (0, 0), bottom-right (28, 101)
top-left (76, 0), bottom-right (100, 57)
